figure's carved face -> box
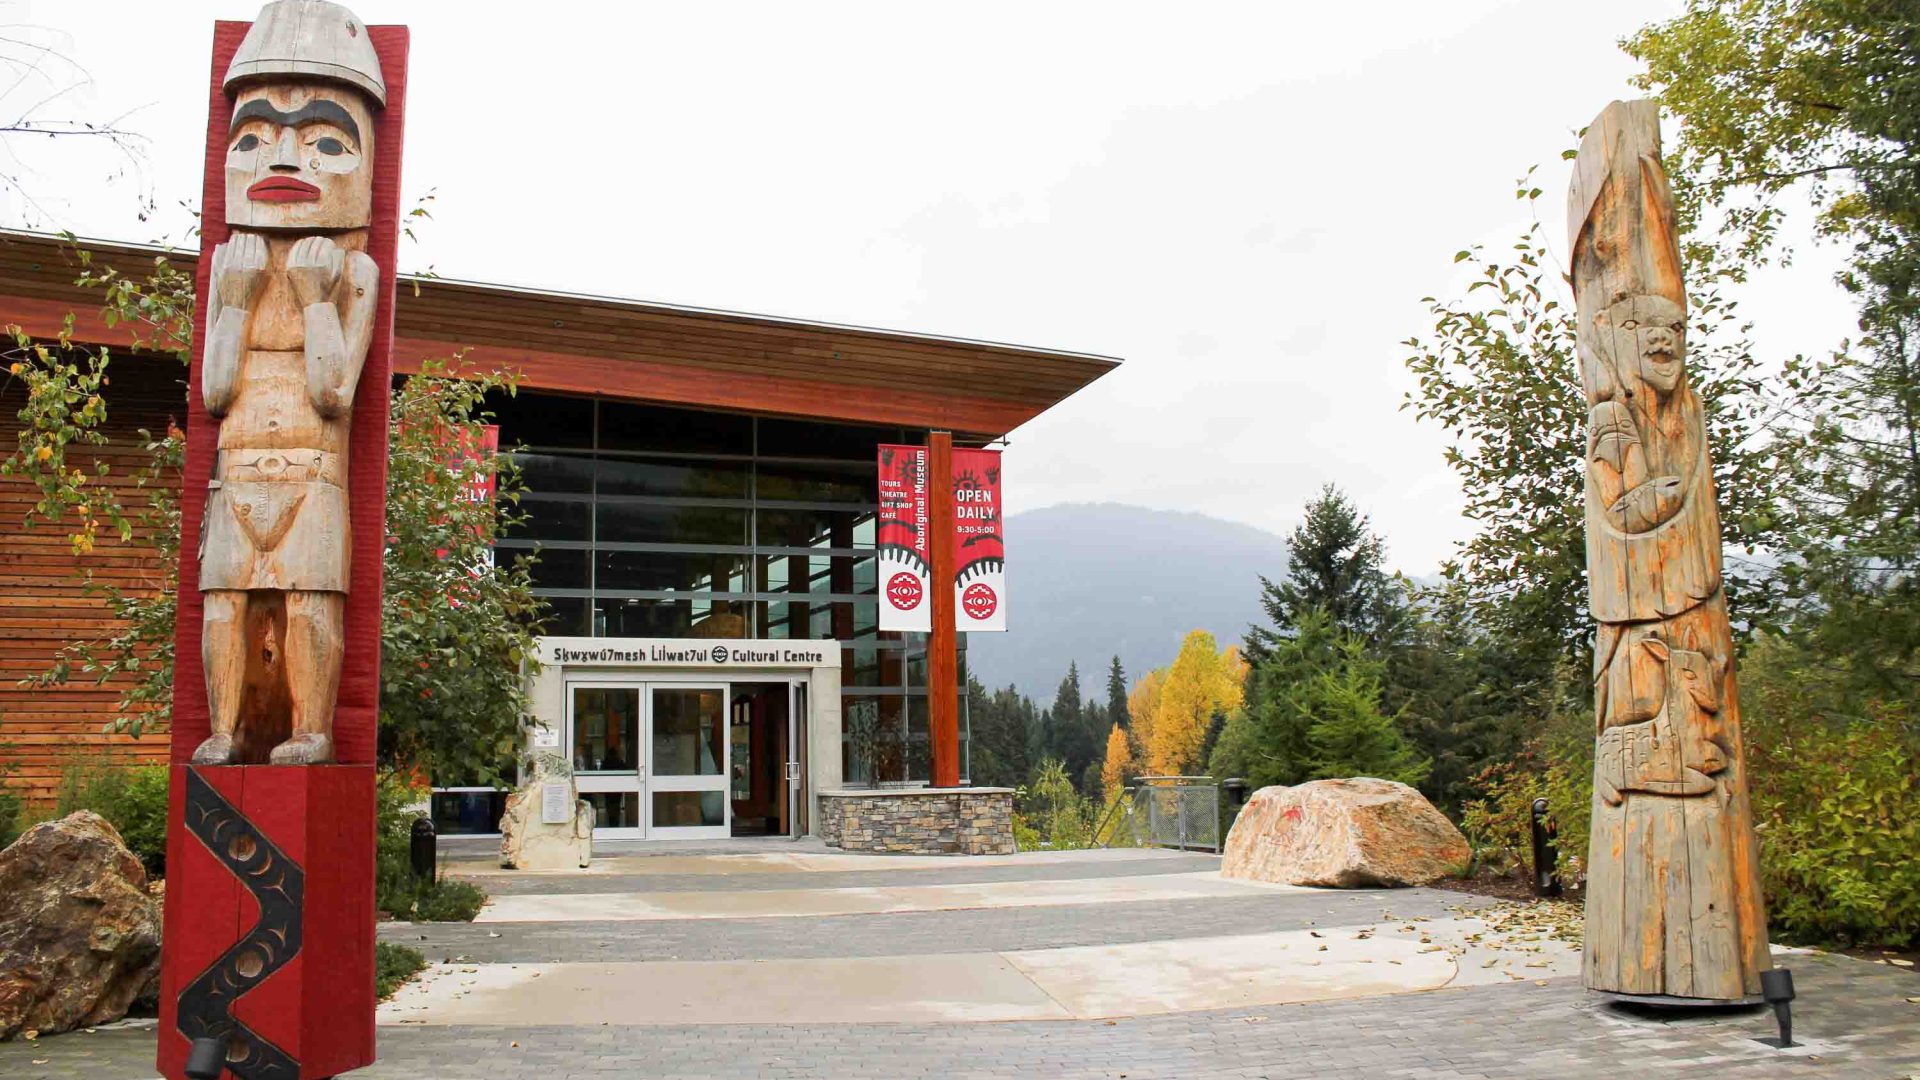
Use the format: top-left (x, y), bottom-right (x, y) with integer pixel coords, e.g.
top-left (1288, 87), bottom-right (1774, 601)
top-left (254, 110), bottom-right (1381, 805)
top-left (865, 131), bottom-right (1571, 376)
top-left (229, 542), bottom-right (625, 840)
top-left (224, 82), bottom-right (375, 231)
top-left (1598, 294), bottom-right (1687, 398)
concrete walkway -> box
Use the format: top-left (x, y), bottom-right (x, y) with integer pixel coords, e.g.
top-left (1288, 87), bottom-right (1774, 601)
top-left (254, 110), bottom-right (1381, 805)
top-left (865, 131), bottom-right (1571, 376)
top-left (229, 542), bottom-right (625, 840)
top-left (7, 845), bottom-right (1919, 1079)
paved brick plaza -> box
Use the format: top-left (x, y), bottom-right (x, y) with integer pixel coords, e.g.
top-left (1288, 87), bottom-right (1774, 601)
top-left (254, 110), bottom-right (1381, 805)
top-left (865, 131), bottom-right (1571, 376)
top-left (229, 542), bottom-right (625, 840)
top-left (3, 845), bottom-right (1916, 1079)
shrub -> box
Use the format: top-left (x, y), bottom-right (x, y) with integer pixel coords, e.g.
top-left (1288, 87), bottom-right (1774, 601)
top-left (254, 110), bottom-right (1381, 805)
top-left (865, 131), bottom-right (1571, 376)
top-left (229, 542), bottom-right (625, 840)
top-left (54, 755), bottom-right (170, 877)
top-left (374, 941), bottom-right (427, 1000)
top-left (0, 785), bottom-right (22, 849)
top-left (373, 770), bottom-right (487, 922)
top-left (1014, 758), bottom-right (1095, 850)
top-left (1461, 634), bottom-right (1920, 949)
top-left (1741, 635), bottom-right (1920, 949)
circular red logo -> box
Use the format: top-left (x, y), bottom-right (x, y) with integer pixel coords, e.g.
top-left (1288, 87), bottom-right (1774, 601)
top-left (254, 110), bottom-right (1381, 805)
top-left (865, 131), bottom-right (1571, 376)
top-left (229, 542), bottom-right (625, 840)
top-left (886, 572), bottom-right (924, 611)
top-left (962, 582), bottom-right (998, 620)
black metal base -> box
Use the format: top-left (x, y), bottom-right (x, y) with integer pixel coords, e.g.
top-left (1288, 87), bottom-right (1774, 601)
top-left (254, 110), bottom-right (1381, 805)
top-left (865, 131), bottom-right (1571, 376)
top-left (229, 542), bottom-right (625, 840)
top-left (1599, 990), bottom-right (1765, 1008)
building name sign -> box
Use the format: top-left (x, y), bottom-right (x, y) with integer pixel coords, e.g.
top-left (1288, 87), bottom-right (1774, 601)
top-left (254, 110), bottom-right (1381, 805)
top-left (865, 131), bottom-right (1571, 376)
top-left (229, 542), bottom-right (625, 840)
top-left (541, 637), bottom-right (833, 669)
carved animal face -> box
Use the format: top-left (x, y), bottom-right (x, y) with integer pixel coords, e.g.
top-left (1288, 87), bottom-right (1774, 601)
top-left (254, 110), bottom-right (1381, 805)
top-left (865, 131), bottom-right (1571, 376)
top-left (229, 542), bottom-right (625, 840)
top-left (224, 81), bottom-right (375, 231)
top-left (1637, 636), bottom-right (1719, 713)
top-left (1598, 294), bottom-right (1687, 398)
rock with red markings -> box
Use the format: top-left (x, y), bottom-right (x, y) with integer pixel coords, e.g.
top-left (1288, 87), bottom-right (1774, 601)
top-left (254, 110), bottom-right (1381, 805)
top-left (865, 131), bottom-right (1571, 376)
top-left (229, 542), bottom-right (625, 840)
top-left (1222, 778), bottom-right (1469, 888)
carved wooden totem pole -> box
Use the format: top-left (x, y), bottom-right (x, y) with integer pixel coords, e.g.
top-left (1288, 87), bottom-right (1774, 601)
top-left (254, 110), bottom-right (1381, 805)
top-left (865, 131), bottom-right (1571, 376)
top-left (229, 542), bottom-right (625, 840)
top-left (1570, 100), bottom-right (1770, 1004)
top-left (157, 3), bottom-right (408, 1077)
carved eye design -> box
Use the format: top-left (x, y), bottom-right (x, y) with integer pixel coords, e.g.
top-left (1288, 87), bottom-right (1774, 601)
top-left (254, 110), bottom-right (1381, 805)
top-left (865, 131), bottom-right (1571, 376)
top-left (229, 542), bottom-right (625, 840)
top-left (1622, 320), bottom-right (1639, 330)
top-left (314, 137), bottom-right (347, 156)
top-left (232, 134), bottom-right (261, 152)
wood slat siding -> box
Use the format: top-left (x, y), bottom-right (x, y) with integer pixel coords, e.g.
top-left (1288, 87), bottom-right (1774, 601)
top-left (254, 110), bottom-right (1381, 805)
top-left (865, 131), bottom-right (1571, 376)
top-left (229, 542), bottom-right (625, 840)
top-left (0, 360), bottom-right (184, 802)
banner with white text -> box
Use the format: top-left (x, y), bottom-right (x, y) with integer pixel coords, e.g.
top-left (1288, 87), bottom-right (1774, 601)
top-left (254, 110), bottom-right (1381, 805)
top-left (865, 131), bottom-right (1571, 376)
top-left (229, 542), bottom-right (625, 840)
top-left (876, 444), bottom-right (931, 631)
top-left (952, 448), bottom-right (1006, 632)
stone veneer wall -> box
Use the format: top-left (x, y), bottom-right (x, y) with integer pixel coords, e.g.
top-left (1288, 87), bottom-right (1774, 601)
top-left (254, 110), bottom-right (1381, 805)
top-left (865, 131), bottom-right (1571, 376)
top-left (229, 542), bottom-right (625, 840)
top-left (817, 788), bottom-right (1015, 855)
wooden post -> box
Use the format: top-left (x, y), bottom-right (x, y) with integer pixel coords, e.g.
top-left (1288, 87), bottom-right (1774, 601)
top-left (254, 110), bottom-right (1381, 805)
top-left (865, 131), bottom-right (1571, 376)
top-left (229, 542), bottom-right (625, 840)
top-left (158, 3), bottom-right (406, 1076)
top-left (1570, 100), bottom-right (1769, 1004)
top-left (927, 431), bottom-right (960, 788)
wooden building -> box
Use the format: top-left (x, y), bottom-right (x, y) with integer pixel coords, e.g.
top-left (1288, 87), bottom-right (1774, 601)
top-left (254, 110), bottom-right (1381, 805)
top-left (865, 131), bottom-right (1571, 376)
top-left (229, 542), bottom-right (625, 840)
top-left (0, 228), bottom-right (1116, 825)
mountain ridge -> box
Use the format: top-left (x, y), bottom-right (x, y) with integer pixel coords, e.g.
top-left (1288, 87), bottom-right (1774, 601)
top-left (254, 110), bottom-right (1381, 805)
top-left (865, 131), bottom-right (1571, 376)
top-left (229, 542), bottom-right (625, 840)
top-left (964, 502), bottom-right (1291, 702)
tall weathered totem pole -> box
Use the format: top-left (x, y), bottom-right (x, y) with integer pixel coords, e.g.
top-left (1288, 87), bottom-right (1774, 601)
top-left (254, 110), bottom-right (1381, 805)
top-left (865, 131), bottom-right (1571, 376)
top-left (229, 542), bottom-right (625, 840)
top-left (157, 3), bottom-right (408, 1076)
top-left (1569, 100), bottom-right (1769, 1004)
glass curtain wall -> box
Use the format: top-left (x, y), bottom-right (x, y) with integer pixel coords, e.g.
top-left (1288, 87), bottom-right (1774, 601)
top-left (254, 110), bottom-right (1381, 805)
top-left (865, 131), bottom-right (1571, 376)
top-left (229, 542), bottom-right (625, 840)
top-left (495, 392), bottom-right (967, 784)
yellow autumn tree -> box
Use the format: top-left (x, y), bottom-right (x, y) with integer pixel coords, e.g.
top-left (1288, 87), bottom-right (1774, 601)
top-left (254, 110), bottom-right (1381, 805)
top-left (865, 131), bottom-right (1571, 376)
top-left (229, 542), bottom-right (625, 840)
top-left (1147, 630), bottom-right (1247, 775)
top-left (1099, 722), bottom-right (1134, 802)
top-left (1126, 667), bottom-right (1165, 768)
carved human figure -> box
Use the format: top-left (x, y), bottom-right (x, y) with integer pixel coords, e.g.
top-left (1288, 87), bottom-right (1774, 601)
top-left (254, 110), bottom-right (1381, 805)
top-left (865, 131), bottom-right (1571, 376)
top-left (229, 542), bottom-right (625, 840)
top-left (1569, 100), bottom-right (1769, 1003)
top-left (192, 1), bottom-right (385, 766)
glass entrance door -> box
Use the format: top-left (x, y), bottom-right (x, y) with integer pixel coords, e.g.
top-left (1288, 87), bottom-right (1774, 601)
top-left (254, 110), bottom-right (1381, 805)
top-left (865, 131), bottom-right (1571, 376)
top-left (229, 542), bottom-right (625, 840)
top-left (569, 683), bottom-right (644, 839)
top-left (644, 684), bottom-right (731, 840)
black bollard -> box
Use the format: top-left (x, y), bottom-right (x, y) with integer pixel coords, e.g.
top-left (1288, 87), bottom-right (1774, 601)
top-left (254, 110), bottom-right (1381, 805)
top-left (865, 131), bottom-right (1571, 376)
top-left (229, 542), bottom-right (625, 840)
top-left (1530, 798), bottom-right (1562, 898)
top-left (184, 1036), bottom-right (225, 1079)
top-left (1761, 967), bottom-right (1796, 1047)
top-left (410, 816), bottom-right (436, 881)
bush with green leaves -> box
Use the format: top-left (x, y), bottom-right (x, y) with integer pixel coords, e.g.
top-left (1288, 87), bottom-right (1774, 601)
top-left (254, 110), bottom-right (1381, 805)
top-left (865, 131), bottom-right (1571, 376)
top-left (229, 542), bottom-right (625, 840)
top-left (374, 941), bottom-right (427, 1000)
top-left (373, 771), bottom-right (487, 922)
top-left (1462, 634), bottom-right (1920, 949)
top-left (1013, 758), bottom-right (1095, 850)
top-left (54, 754), bottom-right (169, 877)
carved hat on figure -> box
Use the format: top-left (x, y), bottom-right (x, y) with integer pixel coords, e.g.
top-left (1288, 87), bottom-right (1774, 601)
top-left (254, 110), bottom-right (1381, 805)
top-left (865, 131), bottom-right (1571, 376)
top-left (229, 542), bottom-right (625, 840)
top-left (223, 1), bottom-right (385, 231)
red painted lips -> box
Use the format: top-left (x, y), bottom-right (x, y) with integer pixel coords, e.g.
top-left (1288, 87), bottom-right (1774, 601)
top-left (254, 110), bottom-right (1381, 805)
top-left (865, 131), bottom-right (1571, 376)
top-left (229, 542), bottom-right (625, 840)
top-left (247, 176), bottom-right (321, 202)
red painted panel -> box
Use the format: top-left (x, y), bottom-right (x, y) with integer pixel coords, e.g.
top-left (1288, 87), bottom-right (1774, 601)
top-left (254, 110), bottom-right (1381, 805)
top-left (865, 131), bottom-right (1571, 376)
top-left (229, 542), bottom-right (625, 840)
top-left (155, 766), bottom-right (248, 1080)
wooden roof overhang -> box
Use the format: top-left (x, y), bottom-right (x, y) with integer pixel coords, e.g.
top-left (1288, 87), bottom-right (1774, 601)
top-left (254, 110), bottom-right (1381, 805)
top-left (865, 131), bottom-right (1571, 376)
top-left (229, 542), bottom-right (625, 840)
top-left (0, 230), bottom-right (1118, 440)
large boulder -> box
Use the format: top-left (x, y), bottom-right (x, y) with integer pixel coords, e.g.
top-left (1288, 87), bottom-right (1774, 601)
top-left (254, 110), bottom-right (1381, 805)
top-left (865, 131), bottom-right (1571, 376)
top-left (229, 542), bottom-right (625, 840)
top-left (1222, 778), bottom-right (1469, 888)
top-left (0, 811), bottom-right (163, 1038)
top-left (499, 752), bottom-right (592, 871)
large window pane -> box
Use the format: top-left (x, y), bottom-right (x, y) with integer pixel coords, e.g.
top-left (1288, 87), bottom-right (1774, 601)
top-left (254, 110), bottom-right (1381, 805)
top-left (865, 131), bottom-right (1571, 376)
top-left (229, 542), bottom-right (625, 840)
top-left (601, 401), bottom-right (751, 455)
top-left (599, 456), bottom-right (748, 499)
top-left (652, 688), bottom-right (725, 776)
top-left (596, 598), bottom-right (745, 638)
top-left (528, 547), bottom-right (589, 591)
top-left (501, 392), bottom-right (594, 449)
top-left (598, 551), bottom-right (747, 594)
top-left (582, 792), bottom-right (638, 829)
top-left (572, 687), bottom-right (640, 773)
top-left (539, 596), bottom-right (590, 636)
top-left (652, 790), bottom-right (724, 827)
top-left (515, 498), bottom-right (591, 542)
top-left (757, 554), bottom-right (872, 597)
top-left (599, 503), bottom-right (747, 546)
top-left (513, 451), bottom-right (594, 494)
top-left (757, 508), bottom-right (875, 549)
top-left (755, 460), bottom-right (874, 504)
top-left (758, 417), bottom-right (898, 460)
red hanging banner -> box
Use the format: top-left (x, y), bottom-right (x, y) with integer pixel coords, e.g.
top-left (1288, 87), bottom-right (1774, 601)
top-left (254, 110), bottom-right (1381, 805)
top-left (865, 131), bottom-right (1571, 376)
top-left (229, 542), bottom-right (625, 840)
top-left (876, 444), bottom-right (930, 631)
top-left (951, 448), bottom-right (1006, 632)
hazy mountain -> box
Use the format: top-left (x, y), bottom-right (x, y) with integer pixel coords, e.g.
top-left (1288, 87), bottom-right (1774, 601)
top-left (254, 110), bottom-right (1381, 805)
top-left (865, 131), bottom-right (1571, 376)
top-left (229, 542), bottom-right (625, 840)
top-left (965, 503), bottom-right (1292, 702)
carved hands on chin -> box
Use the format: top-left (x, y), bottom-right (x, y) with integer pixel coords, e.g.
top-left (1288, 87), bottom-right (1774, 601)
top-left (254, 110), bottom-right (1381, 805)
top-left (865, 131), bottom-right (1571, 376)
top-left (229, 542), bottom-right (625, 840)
top-left (214, 233), bottom-right (268, 311)
top-left (286, 235), bottom-right (345, 308)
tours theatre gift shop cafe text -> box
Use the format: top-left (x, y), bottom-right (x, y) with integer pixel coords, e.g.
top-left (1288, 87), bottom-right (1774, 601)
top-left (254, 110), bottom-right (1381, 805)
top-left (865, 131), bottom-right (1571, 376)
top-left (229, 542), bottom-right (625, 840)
top-left (0, 229), bottom-right (1117, 840)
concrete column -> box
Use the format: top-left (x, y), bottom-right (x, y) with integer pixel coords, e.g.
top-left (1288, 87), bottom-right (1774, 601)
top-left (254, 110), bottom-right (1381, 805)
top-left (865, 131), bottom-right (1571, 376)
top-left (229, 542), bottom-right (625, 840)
top-left (806, 663), bottom-right (842, 835)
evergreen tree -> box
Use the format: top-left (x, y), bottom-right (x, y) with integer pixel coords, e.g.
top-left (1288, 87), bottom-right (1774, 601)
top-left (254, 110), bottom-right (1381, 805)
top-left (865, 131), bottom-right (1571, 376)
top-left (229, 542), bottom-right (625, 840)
top-left (1043, 662), bottom-right (1103, 793)
top-left (1246, 484), bottom-right (1407, 663)
top-left (1105, 656), bottom-right (1129, 730)
top-left (1300, 639), bottom-right (1431, 787)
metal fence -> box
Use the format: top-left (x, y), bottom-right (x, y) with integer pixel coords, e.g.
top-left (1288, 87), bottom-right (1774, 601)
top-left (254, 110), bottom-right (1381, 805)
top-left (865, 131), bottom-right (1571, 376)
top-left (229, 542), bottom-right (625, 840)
top-left (1097, 776), bottom-right (1222, 853)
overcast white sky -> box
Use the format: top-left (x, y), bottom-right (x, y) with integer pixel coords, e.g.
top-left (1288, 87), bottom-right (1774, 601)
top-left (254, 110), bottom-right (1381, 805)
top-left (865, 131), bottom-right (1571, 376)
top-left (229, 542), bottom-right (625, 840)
top-left (1, 0), bottom-right (1857, 574)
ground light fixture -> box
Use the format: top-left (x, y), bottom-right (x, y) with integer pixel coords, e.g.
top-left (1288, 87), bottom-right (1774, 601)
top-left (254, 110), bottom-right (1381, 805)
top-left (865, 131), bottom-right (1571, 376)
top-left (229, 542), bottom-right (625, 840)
top-left (1761, 967), bottom-right (1797, 1048)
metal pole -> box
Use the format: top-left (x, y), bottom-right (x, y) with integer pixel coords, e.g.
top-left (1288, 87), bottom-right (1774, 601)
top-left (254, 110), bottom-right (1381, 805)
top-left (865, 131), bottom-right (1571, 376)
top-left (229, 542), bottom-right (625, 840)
top-left (1530, 798), bottom-right (1561, 898)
